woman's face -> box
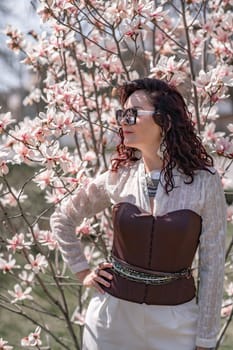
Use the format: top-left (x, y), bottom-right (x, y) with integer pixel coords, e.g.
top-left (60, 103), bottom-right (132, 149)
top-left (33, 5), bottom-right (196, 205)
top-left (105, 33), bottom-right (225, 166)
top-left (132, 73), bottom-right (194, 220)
top-left (121, 90), bottom-right (162, 152)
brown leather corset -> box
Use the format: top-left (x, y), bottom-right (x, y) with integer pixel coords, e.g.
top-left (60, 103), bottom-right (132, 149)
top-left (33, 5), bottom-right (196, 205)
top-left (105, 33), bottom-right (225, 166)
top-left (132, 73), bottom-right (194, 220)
top-left (102, 202), bottom-right (202, 305)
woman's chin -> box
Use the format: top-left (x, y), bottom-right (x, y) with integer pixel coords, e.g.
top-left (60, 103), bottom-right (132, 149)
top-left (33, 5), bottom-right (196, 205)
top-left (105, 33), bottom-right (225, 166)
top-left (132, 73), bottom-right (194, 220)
top-left (124, 141), bottom-right (136, 148)
top-left (123, 137), bottom-right (136, 148)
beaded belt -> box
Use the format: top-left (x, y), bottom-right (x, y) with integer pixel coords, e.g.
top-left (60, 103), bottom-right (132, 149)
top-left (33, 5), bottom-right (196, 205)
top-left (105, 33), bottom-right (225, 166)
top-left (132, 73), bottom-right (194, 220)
top-left (110, 255), bottom-right (192, 285)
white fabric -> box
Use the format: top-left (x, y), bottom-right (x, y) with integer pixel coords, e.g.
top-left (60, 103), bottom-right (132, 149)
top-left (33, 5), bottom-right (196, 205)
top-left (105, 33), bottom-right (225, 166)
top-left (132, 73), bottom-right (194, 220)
top-left (50, 159), bottom-right (227, 348)
top-left (83, 293), bottom-right (198, 350)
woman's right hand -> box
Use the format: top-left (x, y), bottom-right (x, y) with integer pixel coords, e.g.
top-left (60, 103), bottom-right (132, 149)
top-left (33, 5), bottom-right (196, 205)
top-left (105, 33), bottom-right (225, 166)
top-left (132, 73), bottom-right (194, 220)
top-left (76, 262), bottom-right (113, 294)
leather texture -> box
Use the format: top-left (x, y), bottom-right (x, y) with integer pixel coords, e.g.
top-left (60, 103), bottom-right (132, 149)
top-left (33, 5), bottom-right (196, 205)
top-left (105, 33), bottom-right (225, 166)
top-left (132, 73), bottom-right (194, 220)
top-left (102, 202), bottom-right (202, 305)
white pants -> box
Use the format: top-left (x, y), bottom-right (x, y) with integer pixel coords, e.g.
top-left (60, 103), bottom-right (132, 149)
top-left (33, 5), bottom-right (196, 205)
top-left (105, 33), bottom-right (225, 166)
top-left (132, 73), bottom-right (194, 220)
top-left (82, 293), bottom-right (198, 350)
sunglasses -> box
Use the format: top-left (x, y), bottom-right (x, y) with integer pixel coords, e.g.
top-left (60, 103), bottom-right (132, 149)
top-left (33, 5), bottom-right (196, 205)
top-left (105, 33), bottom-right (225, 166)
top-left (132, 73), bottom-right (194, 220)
top-left (115, 108), bottom-right (154, 126)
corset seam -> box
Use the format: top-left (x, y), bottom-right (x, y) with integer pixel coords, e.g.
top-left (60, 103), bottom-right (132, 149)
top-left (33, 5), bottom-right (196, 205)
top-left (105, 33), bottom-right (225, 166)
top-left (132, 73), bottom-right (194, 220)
top-left (148, 217), bottom-right (155, 269)
top-left (143, 217), bottom-right (155, 302)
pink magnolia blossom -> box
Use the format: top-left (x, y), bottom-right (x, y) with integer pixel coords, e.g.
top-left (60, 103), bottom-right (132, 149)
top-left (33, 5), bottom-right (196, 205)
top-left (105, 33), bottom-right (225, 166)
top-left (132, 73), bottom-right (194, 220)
top-left (8, 284), bottom-right (33, 303)
top-left (227, 206), bottom-right (233, 223)
top-left (18, 271), bottom-right (35, 286)
top-left (33, 169), bottom-right (55, 190)
top-left (221, 303), bottom-right (233, 318)
top-left (5, 25), bottom-right (25, 53)
top-left (83, 151), bottom-right (97, 162)
top-left (50, 112), bottom-right (76, 136)
top-left (52, 0), bottom-right (78, 13)
top-left (7, 233), bottom-right (31, 253)
top-left (21, 327), bottom-right (42, 347)
top-left (0, 112), bottom-right (15, 133)
top-left (0, 255), bottom-right (20, 273)
top-left (108, 0), bottom-right (129, 17)
top-left (0, 188), bottom-right (28, 207)
top-left (201, 122), bottom-right (225, 144)
top-left (23, 88), bottom-right (42, 106)
top-left (0, 159), bottom-right (9, 176)
top-left (13, 143), bottom-right (36, 165)
top-left (76, 219), bottom-right (92, 236)
top-left (150, 6), bottom-right (167, 21)
top-left (45, 188), bottom-right (66, 204)
top-left (221, 177), bottom-right (233, 190)
top-left (0, 338), bottom-right (13, 350)
top-left (37, 3), bottom-right (53, 22)
top-left (215, 27), bottom-right (229, 43)
top-left (150, 56), bottom-right (187, 86)
top-left (71, 307), bottom-right (86, 325)
top-left (215, 137), bottom-right (233, 158)
top-left (39, 141), bottom-right (71, 170)
top-left (194, 65), bottom-right (233, 102)
top-left (38, 230), bottom-right (58, 250)
top-left (24, 253), bottom-right (48, 274)
top-left (227, 123), bottom-right (233, 134)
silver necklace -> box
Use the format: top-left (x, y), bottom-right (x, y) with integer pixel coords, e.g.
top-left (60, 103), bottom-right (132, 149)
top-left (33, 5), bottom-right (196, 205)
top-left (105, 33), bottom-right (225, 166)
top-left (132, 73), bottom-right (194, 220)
top-left (145, 170), bottom-right (160, 198)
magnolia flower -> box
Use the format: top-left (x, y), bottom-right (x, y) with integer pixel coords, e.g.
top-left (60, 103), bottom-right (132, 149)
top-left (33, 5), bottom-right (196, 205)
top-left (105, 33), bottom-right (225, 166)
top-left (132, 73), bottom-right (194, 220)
top-left (0, 338), bottom-right (13, 350)
top-left (76, 219), bottom-right (92, 236)
top-left (222, 177), bottom-right (233, 190)
top-left (0, 159), bottom-right (9, 176)
top-left (221, 302), bottom-right (233, 318)
top-left (24, 253), bottom-right (48, 274)
top-left (201, 122), bottom-right (225, 144)
top-left (23, 88), bottom-right (42, 106)
top-left (33, 169), bottom-right (55, 190)
top-left (45, 188), bottom-right (66, 204)
top-left (21, 327), bottom-right (42, 347)
top-left (83, 151), bottom-right (97, 162)
top-left (5, 25), bottom-right (25, 53)
top-left (194, 65), bottom-right (233, 102)
top-left (227, 123), bottom-right (233, 134)
top-left (18, 271), bottom-right (35, 286)
top-left (0, 188), bottom-right (28, 207)
top-left (13, 143), bottom-right (36, 165)
top-left (71, 307), bottom-right (86, 325)
top-left (215, 137), bottom-right (233, 158)
top-left (8, 284), bottom-right (33, 303)
top-left (150, 6), bottom-right (167, 21)
top-left (38, 230), bottom-right (58, 250)
top-left (227, 206), bottom-right (233, 223)
top-left (0, 112), bottom-right (16, 133)
top-left (39, 141), bottom-right (63, 169)
top-left (0, 255), bottom-right (19, 273)
top-left (7, 233), bottom-right (31, 253)
top-left (150, 56), bottom-right (187, 86)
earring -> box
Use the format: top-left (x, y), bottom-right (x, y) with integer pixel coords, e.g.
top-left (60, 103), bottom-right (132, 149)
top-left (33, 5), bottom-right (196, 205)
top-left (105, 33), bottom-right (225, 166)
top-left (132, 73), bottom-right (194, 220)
top-left (157, 140), bottom-right (166, 160)
top-left (133, 149), bottom-right (142, 159)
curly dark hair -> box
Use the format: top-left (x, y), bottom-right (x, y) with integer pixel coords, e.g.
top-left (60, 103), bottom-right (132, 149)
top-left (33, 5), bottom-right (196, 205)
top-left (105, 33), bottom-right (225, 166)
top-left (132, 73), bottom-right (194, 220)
top-left (111, 78), bottom-right (214, 193)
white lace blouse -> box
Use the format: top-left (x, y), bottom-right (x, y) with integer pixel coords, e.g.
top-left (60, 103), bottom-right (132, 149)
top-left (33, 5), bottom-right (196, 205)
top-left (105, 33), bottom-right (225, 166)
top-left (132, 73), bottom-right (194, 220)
top-left (50, 159), bottom-right (227, 348)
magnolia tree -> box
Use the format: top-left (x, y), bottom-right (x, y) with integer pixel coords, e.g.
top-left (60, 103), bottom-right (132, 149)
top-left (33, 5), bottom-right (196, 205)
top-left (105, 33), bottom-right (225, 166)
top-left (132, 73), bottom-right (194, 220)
top-left (0, 0), bottom-right (233, 348)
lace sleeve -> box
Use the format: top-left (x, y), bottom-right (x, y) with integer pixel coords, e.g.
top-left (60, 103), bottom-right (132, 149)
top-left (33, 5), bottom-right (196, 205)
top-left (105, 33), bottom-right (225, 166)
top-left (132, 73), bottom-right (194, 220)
top-left (50, 171), bottom-right (111, 273)
top-left (196, 171), bottom-right (227, 348)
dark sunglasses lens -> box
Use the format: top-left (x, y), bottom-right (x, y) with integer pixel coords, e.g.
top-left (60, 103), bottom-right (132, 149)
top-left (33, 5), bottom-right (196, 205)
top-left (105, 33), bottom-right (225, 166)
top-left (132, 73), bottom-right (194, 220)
top-left (115, 108), bottom-right (137, 125)
top-left (125, 109), bottom-right (137, 125)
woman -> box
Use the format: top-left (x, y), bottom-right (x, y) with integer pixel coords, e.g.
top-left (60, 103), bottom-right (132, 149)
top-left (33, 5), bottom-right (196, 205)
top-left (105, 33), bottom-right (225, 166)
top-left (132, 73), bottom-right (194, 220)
top-left (50, 78), bottom-right (226, 350)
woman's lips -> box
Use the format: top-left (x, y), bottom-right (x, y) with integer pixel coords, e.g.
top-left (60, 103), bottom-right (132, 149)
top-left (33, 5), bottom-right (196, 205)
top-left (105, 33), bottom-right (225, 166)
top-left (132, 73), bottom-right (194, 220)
top-left (123, 130), bottom-right (134, 135)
